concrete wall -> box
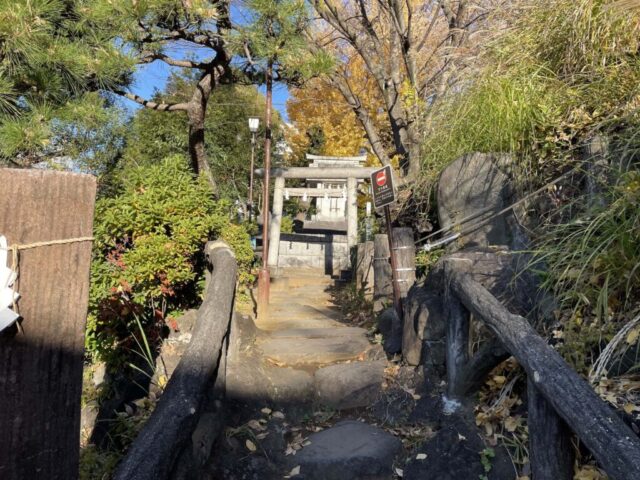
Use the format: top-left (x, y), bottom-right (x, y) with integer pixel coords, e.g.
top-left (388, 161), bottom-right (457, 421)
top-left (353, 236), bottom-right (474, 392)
top-left (277, 233), bottom-right (350, 275)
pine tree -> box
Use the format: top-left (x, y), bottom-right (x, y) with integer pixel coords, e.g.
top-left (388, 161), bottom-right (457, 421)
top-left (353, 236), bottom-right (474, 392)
top-left (82, 0), bottom-right (235, 193)
top-left (0, 0), bottom-right (132, 167)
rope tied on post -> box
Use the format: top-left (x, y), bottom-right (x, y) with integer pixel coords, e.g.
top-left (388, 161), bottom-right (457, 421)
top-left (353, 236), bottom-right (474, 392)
top-left (0, 236), bottom-right (94, 328)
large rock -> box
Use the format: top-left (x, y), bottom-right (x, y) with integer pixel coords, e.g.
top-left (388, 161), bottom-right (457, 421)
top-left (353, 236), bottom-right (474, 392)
top-left (401, 248), bottom-right (553, 369)
top-left (314, 361), bottom-right (385, 410)
top-left (402, 286), bottom-right (446, 367)
top-left (431, 248), bottom-right (553, 321)
top-left (437, 152), bottom-right (516, 249)
top-left (377, 308), bottom-right (402, 355)
top-left (293, 420), bottom-right (401, 479)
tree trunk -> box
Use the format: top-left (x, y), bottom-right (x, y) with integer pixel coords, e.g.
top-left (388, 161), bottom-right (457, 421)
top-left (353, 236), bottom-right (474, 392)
top-left (188, 71), bottom-right (218, 195)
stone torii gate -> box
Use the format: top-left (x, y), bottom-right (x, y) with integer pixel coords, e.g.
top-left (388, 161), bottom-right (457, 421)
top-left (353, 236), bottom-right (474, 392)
top-left (256, 160), bottom-right (378, 272)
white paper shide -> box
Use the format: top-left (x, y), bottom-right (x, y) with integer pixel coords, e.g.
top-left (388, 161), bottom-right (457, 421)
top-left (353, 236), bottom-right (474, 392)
top-left (0, 235), bottom-right (20, 332)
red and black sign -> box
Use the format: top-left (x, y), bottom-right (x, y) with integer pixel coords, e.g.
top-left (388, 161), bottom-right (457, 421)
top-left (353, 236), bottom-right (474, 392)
top-left (370, 165), bottom-right (396, 209)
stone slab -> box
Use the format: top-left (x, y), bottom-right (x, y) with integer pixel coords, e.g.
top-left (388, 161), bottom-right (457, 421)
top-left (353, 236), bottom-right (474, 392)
top-left (257, 318), bottom-right (348, 332)
top-left (293, 420), bottom-right (401, 480)
top-left (270, 327), bottom-right (367, 339)
top-left (259, 335), bottom-right (371, 366)
top-left (314, 361), bottom-right (386, 410)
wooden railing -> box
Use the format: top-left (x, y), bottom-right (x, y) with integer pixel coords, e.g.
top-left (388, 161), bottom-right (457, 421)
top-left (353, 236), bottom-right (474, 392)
top-left (112, 241), bottom-right (237, 480)
top-left (443, 259), bottom-right (640, 480)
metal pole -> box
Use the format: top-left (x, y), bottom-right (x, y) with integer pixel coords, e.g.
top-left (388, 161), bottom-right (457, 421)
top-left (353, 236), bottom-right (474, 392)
top-left (248, 132), bottom-right (256, 221)
top-left (384, 205), bottom-right (403, 317)
top-left (257, 60), bottom-right (273, 319)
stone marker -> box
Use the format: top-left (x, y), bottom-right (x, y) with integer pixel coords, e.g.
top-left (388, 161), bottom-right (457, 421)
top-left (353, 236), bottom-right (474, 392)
top-left (437, 152), bottom-right (515, 249)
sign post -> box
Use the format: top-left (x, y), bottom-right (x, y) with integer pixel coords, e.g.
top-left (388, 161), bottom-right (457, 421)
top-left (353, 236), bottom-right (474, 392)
top-left (370, 166), bottom-right (403, 317)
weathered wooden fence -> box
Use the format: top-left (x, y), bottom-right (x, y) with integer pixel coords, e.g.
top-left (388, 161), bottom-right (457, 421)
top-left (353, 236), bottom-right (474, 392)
top-left (443, 258), bottom-right (640, 480)
top-left (112, 241), bottom-right (237, 480)
top-left (0, 169), bottom-right (96, 480)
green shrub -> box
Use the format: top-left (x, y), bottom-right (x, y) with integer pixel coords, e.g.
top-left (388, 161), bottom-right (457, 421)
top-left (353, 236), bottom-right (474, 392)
top-left (87, 155), bottom-right (253, 363)
top-left (281, 215), bottom-right (294, 233)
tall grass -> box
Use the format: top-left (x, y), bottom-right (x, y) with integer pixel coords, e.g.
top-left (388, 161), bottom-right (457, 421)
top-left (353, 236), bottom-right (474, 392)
top-left (534, 171), bottom-right (640, 317)
top-left (417, 0), bottom-right (640, 188)
top-left (415, 0), bottom-right (640, 373)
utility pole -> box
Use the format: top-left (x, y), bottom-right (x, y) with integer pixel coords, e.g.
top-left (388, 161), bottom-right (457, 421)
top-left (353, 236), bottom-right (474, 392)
top-left (248, 117), bottom-right (260, 221)
top-left (257, 60), bottom-right (273, 319)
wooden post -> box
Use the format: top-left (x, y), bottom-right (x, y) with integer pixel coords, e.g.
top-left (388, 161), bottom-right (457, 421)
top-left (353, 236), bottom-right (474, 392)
top-left (391, 227), bottom-right (415, 298)
top-left (0, 169), bottom-right (96, 480)
top-left (373, 234), bottom-right (392, 313)
top-left (346, 177), bottom-right (358, 249)
top-left (257, 60), bottom-right (273, 319)
top-left (356, 241), bottom-right (374, 300)
top-left (267, 176), bottom-right (285, 273)
top-left (445, 295), bottom-right (470, 399)
top-left (527, 379), bottom-right (574, 480)
top-left (384, 207), bottom-right (403, 316)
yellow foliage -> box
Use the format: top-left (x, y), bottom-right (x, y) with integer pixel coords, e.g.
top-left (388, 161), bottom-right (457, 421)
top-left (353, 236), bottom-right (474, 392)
top-left (286, 56), bottom-right (389, 166)
top-left (286, 78), bottom-right (364, 161)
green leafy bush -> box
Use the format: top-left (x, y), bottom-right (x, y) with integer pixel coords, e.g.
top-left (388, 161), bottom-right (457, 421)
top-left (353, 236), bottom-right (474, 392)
top-left (87, 155), bottom-right (253, 362)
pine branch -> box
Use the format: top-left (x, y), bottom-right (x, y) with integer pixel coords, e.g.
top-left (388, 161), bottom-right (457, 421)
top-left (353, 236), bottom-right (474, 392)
top-left (116, 91), bottom-right (190, 112)
top-left (138, 53), bottom-right (210, 69)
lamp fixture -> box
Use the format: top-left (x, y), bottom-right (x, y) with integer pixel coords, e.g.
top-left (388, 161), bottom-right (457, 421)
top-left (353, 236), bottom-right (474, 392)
top-left (248, 117), bottom-right (260, 133)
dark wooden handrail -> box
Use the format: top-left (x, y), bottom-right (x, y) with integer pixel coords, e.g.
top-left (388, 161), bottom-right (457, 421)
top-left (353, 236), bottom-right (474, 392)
top-left (444, 259), bottom-right (640, 480)
top-left (113, 241), bottom-right (237, 480)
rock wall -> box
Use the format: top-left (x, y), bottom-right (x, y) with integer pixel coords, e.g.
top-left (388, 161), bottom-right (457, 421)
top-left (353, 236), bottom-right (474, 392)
top-left (403, 152), bottom-right (554, 368)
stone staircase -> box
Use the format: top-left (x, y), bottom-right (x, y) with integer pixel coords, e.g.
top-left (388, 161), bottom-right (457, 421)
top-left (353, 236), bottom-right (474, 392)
top-left (213, 268), bottom-right (515, 480)
top-left (227, 269), bottom-right (386, 408)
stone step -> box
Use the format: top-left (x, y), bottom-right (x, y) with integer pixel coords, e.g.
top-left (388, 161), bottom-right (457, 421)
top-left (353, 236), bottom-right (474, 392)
top-left (290, 420), bottom-right (402, 480)
top-left (257, 318), bottom-right (348, 332)
top-left (270, 275), bottom-right (335, 291)
top-left (265, 305), bottom-right (343, 322)
top-left (314, 360), bottom-right (386, 410)
top-left (270, 327), bottom-right (366, 339)
top-left (258, 335), bottom-right (371, 367)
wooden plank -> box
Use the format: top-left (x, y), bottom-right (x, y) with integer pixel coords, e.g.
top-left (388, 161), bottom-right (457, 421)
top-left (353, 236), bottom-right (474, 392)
top-left (113, 241), bottom-right (237, 480)
top-left (449, 269), bottom-right (640, 480)
top-left (0, 168), bottom-right (96, 480)
top-left (528, 379), bottom-right (574, 480)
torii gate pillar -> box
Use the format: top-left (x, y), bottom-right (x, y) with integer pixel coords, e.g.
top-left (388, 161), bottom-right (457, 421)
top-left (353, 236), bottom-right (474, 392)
top-left (267, 176), bottom-right (285, 271)
top-left (346, 177), bottom-right (358, 249)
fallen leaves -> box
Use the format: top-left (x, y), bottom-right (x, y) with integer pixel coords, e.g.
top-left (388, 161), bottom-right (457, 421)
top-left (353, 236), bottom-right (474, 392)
top-left (284, 431), bottom-right (310, 456)
top-left (283, 465), bottom-right (300, 478)
top-left (245, 439), bottom-right (256, 452)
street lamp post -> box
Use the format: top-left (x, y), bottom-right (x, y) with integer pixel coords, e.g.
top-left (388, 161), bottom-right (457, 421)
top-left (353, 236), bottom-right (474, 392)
top-left (257, 61), bottom-right (273, 320)
top-left (248, 117), bottom-right (260, 221)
